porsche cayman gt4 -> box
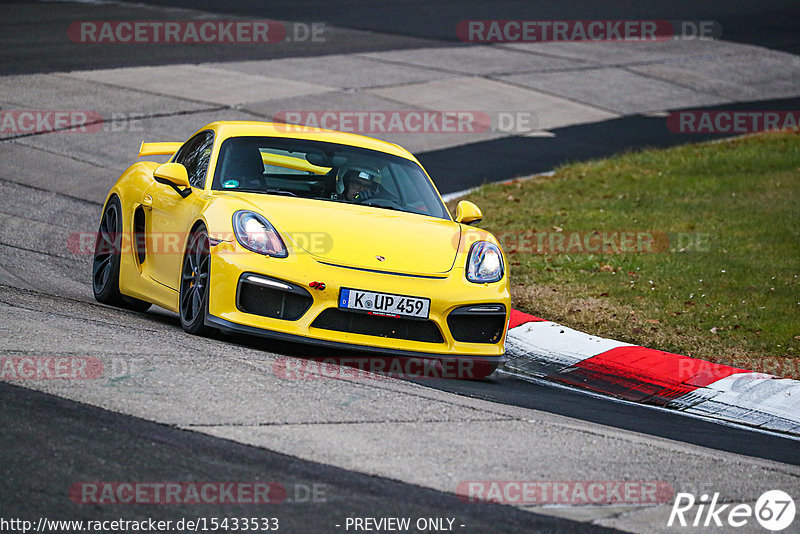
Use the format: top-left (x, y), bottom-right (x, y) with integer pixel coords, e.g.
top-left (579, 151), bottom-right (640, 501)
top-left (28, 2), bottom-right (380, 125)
top-left (93, 121), bottom-right (510, 376)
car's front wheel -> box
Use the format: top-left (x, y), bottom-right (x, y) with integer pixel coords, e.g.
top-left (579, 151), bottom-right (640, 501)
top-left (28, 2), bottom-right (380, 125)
top-left (179, 226), bottom-right (212, 335)
top-left (92, 196), bottom-right (151, 312)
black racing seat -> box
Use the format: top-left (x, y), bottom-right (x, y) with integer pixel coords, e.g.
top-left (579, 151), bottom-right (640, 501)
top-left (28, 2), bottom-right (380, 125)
top-left (221, 145), bottom-right (266, 189)
top-left (323, 167), bottom-right (339, 198)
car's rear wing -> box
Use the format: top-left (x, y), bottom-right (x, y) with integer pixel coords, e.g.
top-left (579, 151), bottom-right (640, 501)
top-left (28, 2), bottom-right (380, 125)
top-left (138, 141), bottom-right (183, 158)
top-left (262, 152), bottom-right (330, 174)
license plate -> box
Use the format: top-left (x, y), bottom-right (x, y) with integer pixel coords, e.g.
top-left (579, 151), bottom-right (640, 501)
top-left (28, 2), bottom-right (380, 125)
top-left (338, 288), bottom-right (430, 319)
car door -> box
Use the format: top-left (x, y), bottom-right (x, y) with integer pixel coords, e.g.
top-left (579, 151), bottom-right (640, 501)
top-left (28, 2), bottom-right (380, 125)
top-left (144, 130), bottom-right (214, 291)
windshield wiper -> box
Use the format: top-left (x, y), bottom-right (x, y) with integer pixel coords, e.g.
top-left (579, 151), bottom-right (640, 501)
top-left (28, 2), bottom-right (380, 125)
top-left (221, 187), bottom-right (298, 196)
top-left (358, 201), bottom-right (409, 214)
top-left (265, 189), bottom-right (298, 197)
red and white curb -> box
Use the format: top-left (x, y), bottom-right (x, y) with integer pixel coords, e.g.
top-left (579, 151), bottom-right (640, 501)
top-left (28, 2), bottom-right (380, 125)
top-left (504, 310), bottom-right (800, 436)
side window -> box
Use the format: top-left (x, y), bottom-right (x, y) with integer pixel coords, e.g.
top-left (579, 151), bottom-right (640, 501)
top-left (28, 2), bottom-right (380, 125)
top-left (174, 131), bottom-right (214, 188)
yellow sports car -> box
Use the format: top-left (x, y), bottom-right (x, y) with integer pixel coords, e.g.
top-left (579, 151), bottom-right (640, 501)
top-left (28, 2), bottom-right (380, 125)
top-left (93, 121), bottom-right (510, 377)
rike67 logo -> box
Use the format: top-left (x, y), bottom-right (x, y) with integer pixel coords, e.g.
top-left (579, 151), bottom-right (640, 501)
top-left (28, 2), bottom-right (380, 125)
top-left (668, 490), bottom-right (795, 531)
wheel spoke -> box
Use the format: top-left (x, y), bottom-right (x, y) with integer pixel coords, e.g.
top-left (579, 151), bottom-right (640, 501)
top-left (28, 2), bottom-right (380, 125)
top-left (100, 231), bottom-right (115, 251)
top-left (185, 288), bottom-right (198, 321)
top-left (180, 230), bottom-right (210, 329)
top-left (193, 239), bottom-right (204, 268)
top-left (99, 262), bottom-right (110, 287)
top-left (183, 256), bottom-right (195, 277)
top-left (94, 254), bottom-right (111, 271)
top-left (188, 247), bottom-right (198, 271)
top-left (191, 290), bottom-right (201, 319)
top-left (93, 264), bottom-right (105, 286)
top-left (181, 285), bottom-right (193, 312)
top-left (105, 217), bottom-right (114, 238)
top-left (100, 212), bottom-right (111, 234)
top-left (93, 249), bottom-right (112, 288)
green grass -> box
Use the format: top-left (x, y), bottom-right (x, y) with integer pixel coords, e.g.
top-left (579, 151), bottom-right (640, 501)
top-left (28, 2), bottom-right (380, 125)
top-left (449, 130), bottom-right (800, 376)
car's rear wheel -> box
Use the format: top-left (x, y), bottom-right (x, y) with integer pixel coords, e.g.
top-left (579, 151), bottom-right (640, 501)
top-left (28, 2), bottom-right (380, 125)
top-left (92, 196), bottom-right (152, 312)
top-left (179, 226), bottom-right (212, 335)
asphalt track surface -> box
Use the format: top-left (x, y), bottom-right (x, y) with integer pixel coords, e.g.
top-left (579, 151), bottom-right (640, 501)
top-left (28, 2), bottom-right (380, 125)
top-left (4, 1), bottom-right (800, 193)
top-left (5, 0), bottom-right (798, 74)
top-left (2, 1), bottom-right (800, 532)
top-left (413, 375), bottom-right (800, 466)
top-left (421, 96), bottom-right (800, 193)
top-left (1, 381), bottom-right (612, 533)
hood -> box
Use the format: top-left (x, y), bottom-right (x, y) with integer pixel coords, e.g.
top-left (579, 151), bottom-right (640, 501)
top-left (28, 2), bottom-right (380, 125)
top-left (230, 194), bottom-right (462, 275)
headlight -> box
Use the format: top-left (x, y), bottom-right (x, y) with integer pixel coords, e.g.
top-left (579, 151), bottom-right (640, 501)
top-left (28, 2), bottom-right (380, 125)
top-left (232, 211), bottom-right (287, 258)
top-left (466, 241), bottom-right (504, 283)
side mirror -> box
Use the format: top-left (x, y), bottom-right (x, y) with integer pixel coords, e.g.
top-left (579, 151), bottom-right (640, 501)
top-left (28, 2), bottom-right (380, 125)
top-left (455, 200), bottom-right (483, 225)
top-left (153, 163), bottom-right (191, 197)
top-left (154, 162), bottom-right (191, 188)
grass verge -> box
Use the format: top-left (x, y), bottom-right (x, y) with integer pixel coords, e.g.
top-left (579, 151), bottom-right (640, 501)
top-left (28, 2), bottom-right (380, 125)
top-left (448, 130), bottom-right (800, 377)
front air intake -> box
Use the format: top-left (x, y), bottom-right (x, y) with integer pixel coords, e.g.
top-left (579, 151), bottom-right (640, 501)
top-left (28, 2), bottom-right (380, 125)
top-left (311, 309), bottom-right (444, 343)
top-left (447, 304), bottom-right (506, 343)
top-left (236, 274), bottom-right (313, 321)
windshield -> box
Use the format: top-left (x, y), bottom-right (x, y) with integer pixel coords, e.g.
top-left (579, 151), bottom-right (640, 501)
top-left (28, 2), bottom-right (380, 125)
top-left (211, 136), bottom-right (450, 220)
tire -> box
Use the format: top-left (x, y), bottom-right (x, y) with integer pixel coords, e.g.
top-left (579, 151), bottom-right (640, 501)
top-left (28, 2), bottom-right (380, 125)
top-left (179, 226), bottom-right (212, 335)
top-left (92, 196), bottom-right (152, 312)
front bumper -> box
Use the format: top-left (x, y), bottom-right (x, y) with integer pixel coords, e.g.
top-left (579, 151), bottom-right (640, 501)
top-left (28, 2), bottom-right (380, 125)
top-left (206, 240), bottom-right (510, 362)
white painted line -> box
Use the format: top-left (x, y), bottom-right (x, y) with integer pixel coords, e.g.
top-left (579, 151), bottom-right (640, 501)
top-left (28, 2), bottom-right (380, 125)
top-left (441, 171), bottom-right (555, 202)
top-left (520, 130), bottom-right (556, 138)
top-left (441, 187), bottom-right (479, 203)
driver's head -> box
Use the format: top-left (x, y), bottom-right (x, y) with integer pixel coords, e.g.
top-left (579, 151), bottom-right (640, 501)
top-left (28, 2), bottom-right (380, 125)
top-left (342, 168), bottom-right (380, 201)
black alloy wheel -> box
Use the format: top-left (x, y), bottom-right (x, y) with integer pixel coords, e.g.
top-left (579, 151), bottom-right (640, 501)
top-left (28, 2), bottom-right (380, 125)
top-left (179, 227), bottom-right (212, 335)
top-left (92, 196), bottom-right (151, 312)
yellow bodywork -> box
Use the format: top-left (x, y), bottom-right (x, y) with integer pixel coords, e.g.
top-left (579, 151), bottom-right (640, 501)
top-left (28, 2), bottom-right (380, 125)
top-left (103, 121), bottom-right (510, 359)
top-left (261, 152), bottom-right (330, 174)
top-left (138, 141), bottom-right (183, 158)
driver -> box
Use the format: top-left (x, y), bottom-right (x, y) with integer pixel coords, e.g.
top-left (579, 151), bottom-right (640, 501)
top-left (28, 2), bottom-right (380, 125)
top-left (340, 167), bottom-right (381, 201)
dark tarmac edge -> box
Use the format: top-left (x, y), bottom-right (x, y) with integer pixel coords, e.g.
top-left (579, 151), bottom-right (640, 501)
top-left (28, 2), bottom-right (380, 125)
top-left (0, 381), bottom-right (622, 533)
top-left (113, 0), bottom-right (800, 56)
top-left (420, 96), bottom-right (800, 194)
top-left (11, 0), bottom-right (797, 76)
top-left (411, 374), bottom-right (800, 467)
